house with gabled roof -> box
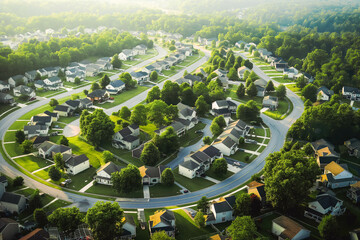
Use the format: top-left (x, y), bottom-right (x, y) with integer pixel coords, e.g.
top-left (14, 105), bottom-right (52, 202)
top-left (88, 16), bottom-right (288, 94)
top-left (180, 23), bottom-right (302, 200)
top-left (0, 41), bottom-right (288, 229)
top-left (0, 81), bottom-right (10, 92)
top-left (87, 89), bottom-right (110, 103)
top-left (31, 115), bottom-right (52, 126)
top-left (183, 74), bottom-right (202, 87)
top-left (53, 104), bottom-right (71, 117)
top-left (347, 181), bottom-right (360, 203)
top-left (0, 183), bottom-right (27, 214)
top-left (237, 66), bottom-right (250, 79)
top-left (106, 80), bottom-right (125, 95)
top-left (149, 210), bottom-right (175, 237)
top-left (211, 100), bottom-right (237, 117)
top-left (263, 96), bottom-right (279, 110)
top-left (139, 166), bottom-right (166, 186)
top-left (64, 100), bottom-right (80, 111)
top-left (0, 93), bottom-right (14, 104)
top-left (143, 65), bottom-right (157, 74)
top-left (38, 141), bottom-right (72, 159)
top-left (63, 154), bottom-right (90, 175)
top-left (320, 161), bottom-right (357, 189)
top-left (0, 217), bottom-right (20, 240)
top-left (304, 194), bottom-right (346, 222)
top-left (133, 44), bottom-right (147, 55)
top-left (254, 79), bottom-right (267, 97)
top-left (344, 138), bottom-right (360, 158)
top-left (130, 71), bottom-right (149, 84)
top-left (121, 214), bottom-right (137, 240)
top-left (212, 137), bottom-right (238, 156)
top-left (219, 128), bottom-right (243, 144)
top-left (24, 125), bottom-right (49, 139)
top-left (112, 124), bottom-right (140, 150)
top-left (342, 86), bottom-right (360, 101)
top-left (13, 85), bottom-right (35, 98)
top-left (8, 75), bottom-right (28, 88)
top-left (155, 121), bottom-right (186, 137)
top-left (311, 139), bottom-right (340, 168)
top-left (199, 145), bottom-right (223, 162)
top-left (30, 136), bottom-right (49, 148)
top-left (95, 162), bottom-right (123, 185)
top-left (317, 86), bottom-right (334, 101)
top-left (119, 49), bottom-right (134, 61)
top-left (272, 215), bottom-right (310, 240)
top-left (247, 181), bottom-right (266, 204)
top-left (205, 196), bottom-right (236, 225)
top-left (25, 70), bottom-right (38, 81)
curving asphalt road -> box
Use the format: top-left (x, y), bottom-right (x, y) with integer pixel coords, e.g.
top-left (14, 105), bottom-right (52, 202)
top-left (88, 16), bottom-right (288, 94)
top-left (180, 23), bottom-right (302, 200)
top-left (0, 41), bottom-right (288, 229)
top-left (0, 45), bottom-right (304, 210)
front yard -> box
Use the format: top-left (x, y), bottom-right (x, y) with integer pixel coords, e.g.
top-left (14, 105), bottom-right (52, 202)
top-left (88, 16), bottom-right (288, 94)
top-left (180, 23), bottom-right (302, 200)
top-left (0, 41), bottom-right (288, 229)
top-left (179, 122), bottom-right (206, 147)
top-left (263, 97), bottom-right (292, 120)
top-left (99, 86), bottom-right (149, 109)
top-left (149, 183), bottom-right (182, 198)
top-left (173, 168), bottom-right (215, 192)
top-left (85, 183), bottom-right (144, 198)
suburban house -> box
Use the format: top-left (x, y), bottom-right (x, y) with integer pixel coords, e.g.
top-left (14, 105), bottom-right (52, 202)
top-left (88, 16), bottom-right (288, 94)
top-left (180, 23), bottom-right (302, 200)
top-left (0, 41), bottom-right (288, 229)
top-left (8, 75), bottom-right (28, 87)
top-left (0, 183), bottom-right (27, 214)
top-left (183, 74), bottom-right (202, 87)
top-left (139, 166), bottom-right (166, 186)
top-left (63, 154), bottom-right (90, 175)
top-left (258, 48), bottom-right (273, 60)
top-left (317, 86), bottom-right (334, 101)
top-left (180, 151), bottom-right (212, 178)
top-left (262, 96), bottom-right (279, 110)
top-left (219, 127), bottom-right (244, 144)
top-left (130, 71), bottom-right (149, 84)
top-left (87, 89), bottom-right (110, 102)
top-left (211, 100), bottom-right (237, 117)
top-left (119, 49), bottom-right (134, 61)
top-left (177, 102), bottom-right (198, 129)
top-left (121, 215), bottom-right (137, 240)
top-left (148, 210), bottom-right (176, 238)
top-left (321, 161), bottom-right (357, 189)
top-left (247, 181), bottom-right (266, 204)
top-left (244, 43), bottom-right (256, 51)
top-left (0, 218), bottom-right (20, 240)
top-left (106, 80), bottom-right (125, 94)
top-left (347, 181), bottom-right (360, 203)
top-left (274, 59), bottom-right (288, 71)
top-left (25, 70), bottom-right (38, 81)
top-left (30, 136), bottom-right (50, 149)
top-left (38, 111), bottom-right (58, 123)
top-left (64, 100), bottom-right (81, 111)
top-left (342, 86), bottom-right (360, 101)
top-left (344, 138), bottom-right (360, 158)
top-left (112, 124), bottom-right (140, 150)
top-left (0, 81), bottom-right (10, 92)
top-left (237, 66), bottom-right (250, 79)
top-left (311, 139), bottom-right (340, 168)
top-left (85, 64), bottom-right (101, 77)
top-left (79, 98), bottom-right (93, 109)
top-left (53, 104), bottom-right (71, 117)
top-left (143, 65), bottom-right (157, 74)
top-left (272, 215), bottom-right (310, 240)
top-left (37, 67), bottom-right (60, 77)
top-left (205, 196), bottom-right (236, 225)
top-left (133, 44), bottom-right (147, 55)
top-left (0, 93), bottom-right (14, 104)
top-left (95, 162), bottom-right (123, 185)
top-left (304, 194), bottom-right (346, 222)
top-left (13, 85), bottom-right (36, 98)
top-left (283, 67), bottom-right (299, 79)
top-left (212, 137), bottom-right (238, 156)
top-left (164, 57), bottom-right (177, 66)
top-left (254, 79), bottom-right (267, 97)
top-left (24, 125), bottom-right (49, 139)
top-left (31, 115), bottom-right (52, 126)
top-left (38, 141), bottom-right (72, 159)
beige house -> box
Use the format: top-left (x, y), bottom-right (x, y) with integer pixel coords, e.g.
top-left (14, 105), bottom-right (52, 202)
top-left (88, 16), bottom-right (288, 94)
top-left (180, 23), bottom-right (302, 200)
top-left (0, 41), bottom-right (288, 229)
top-left (272, 215), bottom-right (310, 240)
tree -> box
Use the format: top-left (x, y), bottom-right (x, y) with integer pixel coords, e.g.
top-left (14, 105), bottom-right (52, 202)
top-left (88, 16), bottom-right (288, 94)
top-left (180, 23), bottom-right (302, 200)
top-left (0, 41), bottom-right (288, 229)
top-left (83, 89), bottom-right (88, 95)
top-left (33, 208), bottom-right (48, 228)
top-left (99, 74), bottom-right (110, 89)
top-left (236, 84), bottom-right (245, 98)
top-left (48, 166), bottom-right (61, 181)
top-left (119, 106), bottom-right (131, 120)
top-left (21, 140), bottom-right (33, 154)
top-left (59, 52), bottom-right (71, 67)
top-left (210, 122), bottom-right (222, 137)
top-left (53, 153), bottom-right (64, 170)
top-left (60, 136), bottom-right (69, 146)
top-left (147, 100), bottom-right (168, 127)
top-left (49, 207), bottom-right (82, 235)
top-left (74, 77), bottom-right (81, 85)
top-left (85, 201), bottom-right (124, 240)
top-left (15, 130), bottom-right (25, 144)
top-left (264, 149), bottom-right (320, 211)
top-left (91, 82), bottom-right (100, 91)
top-left (296, 75), bottom-right (307, 88)
top-left (265, 80), bottom-right (275, 92)
top-left (146, 86), bottom-right (161, 103)
top-left (243, 59), bottom-right (253, 69)
top-left (253, 50), bottom-right (260, 57)
top-left (227, 67), bottom-right (239, 80)
top-left (29, 189), bottom-right (42, 210)
top-left (303, 142), bottom-right (314, 155)
top-left (250, 194), bottom-right (262, 216)
top-left (197, 196), bottom-right (209, 213)
top-left (141, 142), bottom-right (160, 166)
top-left (120, 72), bottom-right (136, 89)
top-left (304, 99), bottom-right (313, 108)
top-left (112, 164), bottom-right (142, 193)
top-left (246, 82), bottom-right (258, 97)
top-left (318, 215), bottom-right (339, 240)
top-left (130, 104), bottom-right (147, 126)
top-left (165, 105), bottom-right (178, 122)
top-left (111, 54), bottom-right (122, 69)
top-left (153, 127), bottom-right (179, 155)
top-left (102, 151), bottom-right (115, 163)
top-left (236, 100), bottom-right (260, 122)
top-left (302, 84), bottom-right (318, 102)
top-left (49, 98), bottom-right (58, 107)
top-left (150, 71), bottom-right (158, 82)
top-left (214, 115), bottom-right (226, 129)
top-left (161, 168), bottom-right (174, 186)
top-left (180, 87), bottom-right (196, 106)
top-left (194, 212), bottom-right (205, 228)
top-left (212, 158), bottom-right (227, 176)
top-left (151, 231), bottom-right (175, 240)
top-left (13, 176), bottom-right (23, 187)
top-left (161, 81), bottom-right (180, 105)
top-left (249, 45), bottom-right (255, 53)
top-left (195, 95), bottom-right (209, 116)
top-left (243, 70), bottom-right (250, 81)
top-left (276, 84), bottom-right (286, 100)
top-left (203, 136), bottom-right (212, 145)
top-left (234, 192), bottom-right (251, 216)
top-left (227, 216), bottom-right (257, 240)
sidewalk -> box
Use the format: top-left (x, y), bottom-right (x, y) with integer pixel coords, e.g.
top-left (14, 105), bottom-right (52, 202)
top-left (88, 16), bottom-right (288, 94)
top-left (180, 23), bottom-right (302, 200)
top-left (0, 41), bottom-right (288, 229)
top-left (32, 164), bottom-right (55, 174)
top-left (79, 180), bottom-right (95, 193)
top-left (143, 185), bottom-right (150, 199)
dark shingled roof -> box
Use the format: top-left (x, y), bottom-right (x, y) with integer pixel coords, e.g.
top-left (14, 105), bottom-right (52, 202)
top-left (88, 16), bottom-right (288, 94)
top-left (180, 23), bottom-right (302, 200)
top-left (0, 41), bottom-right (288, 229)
top-left (122, 135), bottom-right (139, 143)
top-left (118, 127), bottom-right (133, 138)
top-left (0, 218), bottom-right (18, 232)
top-left (65, 100), bottom-right (81, 108)
top-left (213, 200), bottom-right (233, 213)
top-left (190, 151), bottom-right (211, 164)
top-left (65, 154), bottom-right (89, 167)
top-left (87, 89), bottom-right (108, 98)
top-left (32, 115), bottom-right (52, 123)
top-left (97, 162), bottom-right (123, 176)
top-left (54, 105), bottom-right (70, 112)
top-left (180, 161), bottom-right (199, 170)
top-left (316, 194), bottom-right (341, 209)
top-left (1, 192), bottom-right (23, 204)
top-left (201, 145), bottom-right (221, 158)
top-left (44, 111), bottom-right (58, 118)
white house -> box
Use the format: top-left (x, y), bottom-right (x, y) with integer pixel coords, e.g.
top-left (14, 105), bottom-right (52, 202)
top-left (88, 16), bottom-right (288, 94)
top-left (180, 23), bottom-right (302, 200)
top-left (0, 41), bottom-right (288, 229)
top-left (263, 96), bottom-right (279, 110)
top-left (53, 105), bottom-right (71, 117)
top-left (205, 196), bottom-right (236, 225)
top-left (212, 137), bottom-right (238, 156)
top-left (254, 79), bottom-right (267, 97)
top-left (25, 70), bottom-right (38, 81)
top-left (139, 166), bottom-right (166, 186)
top-left (106, 80), bottom-right (125, 95)
top-left (38, 141), bottom-right (72, 159)
top-left (31, 115), bottom-right (53, 126)
top-left (8, 75), bottom-right (28, 87)
top-left (121, 215), bottom-right (137, 240)
top-left (64, 154), bottom-right (90, 175)
top-left (304, 194), bottom-right (346, 222)
top-left (317, 86), bottom-right (334, 101)
top-left (119, 49), bottom-right (134, 61)
top-left (23, 125), bottom-right (49, 139)
top-left (85, 64), bottom-right (101, 77)
top-left (321, 161), bottom-right (357, 189)
top-left (283, 67), bottom-right (299, 79)
top-left (13, 85), bottom-right (36, 98)
top-left (211, 100), bottom-right (237, 117)
top-left (0, 183), bottom-right (27, 214)
top-left (130, 71), bottom-right (149, 84)
top-left (112, 124), bottom-right (140, 150)
top-left (133, 44), bottom-right (147, 55)
top-left (342, 86), bottom-right (360, 101)
top-left (0, 81), bottom-right (10, 92)
top-left (95, 162), bottom-right (123, 185)
top-left (149, 210), bottom-right (175, 238)
top-left (272, 215), bottom-right (311, 240)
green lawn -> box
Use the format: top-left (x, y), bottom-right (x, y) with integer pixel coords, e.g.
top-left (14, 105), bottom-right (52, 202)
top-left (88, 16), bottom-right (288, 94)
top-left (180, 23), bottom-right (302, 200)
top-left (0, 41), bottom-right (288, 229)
top-left (36, 89), bottom-right (67, 97)
top-left (173, 168), bottom-right (215, 192)
top-left (67, 167), bottom-right (97, 190)
top-left (271, 76), bottom-right (295, 84)
top-left (260, 66), bottom-right (274, 70)
top-left (149, 183), bottom-right (182, 198)
top-left (13, 155), bottom-right (52, 172)
top-left (255, 212), bottom-right (281, 239)
top-left (240, 143), bottom-right (260, 151)
top-left (174, 210), bottom-right (215, 240)
top-left (8, 120), bottom-right (29, 130)
top-left (250, 127), bottom-right (265, 136)
top-left (4, 131), bottom-right (16, 142)
top-left (286, 83), bottom-right (301, 93)
top-left (68, 136), bottom-right (104, 169)
top-left (263, 97), bottom-right (290, 120)
top-left (100, 86), bottom-right (149, 109)
top-left (225, 84), bottom-right (263, 108)
top-left (34, 168), bottom-right (51, 180)
top-left (63, 81), bottom-right (90, 88)
top-left (4, 143), bottom-right (24, 157)
top-left (15, 188), bottom-right (35, 197)
top-left (179, 122), bottom-right (206, 147)
top-left (86, 184), bottom-right (144, 198)
top-left (205, 167), bottom-right (234, 181)
top-left (44, 199), bottom-right (72, 213)
top-left (230, 151), bottom-right (254, 163)
top-left (101, 143), bottom-right (143, 167)
top-left (177, 53), bottom-right (202, 67)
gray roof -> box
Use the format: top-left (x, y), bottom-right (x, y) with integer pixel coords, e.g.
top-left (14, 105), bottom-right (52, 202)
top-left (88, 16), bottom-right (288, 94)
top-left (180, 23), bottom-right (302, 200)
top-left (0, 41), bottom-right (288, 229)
top-left (32, 115), bottom-right (52, 123)
top-left (109, 80), bottom-right (124, 88)
top-left (44, 111), bottom-right (58, 118)
top-left (220, 137), bottom-right (237, 149)
top-left (254, 79), bottom-right (267, 88)
top-left (142, 166), bottom-right (165, 178)
top-left (122, 49), bottom-right (133, 55)
top-left (0, 93), bottom-right (13, 101)
top-left (190, 151), bottom-right (211, 164)
top-left (130, 71), bottom-right (148, 78)
top-left (99, 162), bottom-right (123, 176)
top-left (10, 75), bottom-right (25, 81)
top-left (184, 74), bottom-right (201, 82)
top-left (24, 125), bottom-right (48, 134)
top-left (122, 135), bottom-right (139, 143)
top-left (1, 192), bottom-right (23, 204)
top-left (316, 194), bottom-right (341, 209)
top-left (65, 154), bottom-right (89, 167)
top-left (0, 80), bottom-right (9, 86)
top-left (311, 139), bottom-right (335, 151)
top-left (170, 121), bottom-right (185, 132)
top-left (14, 85), bottom-right (34, 95)
top-left (343, 86), bottom-right (360, 94)
top-left (65, 100), bottom-right (81, 108)
top-left (79, 98), bottom-right (92, 106)
top-left (318, 86), bottom-right (334, 97)
top-left (87, 89), bottom-right (108, 98)
top-left (54, 105), bottom-right (70, 112)
top-left (35, 80), bottom-right (45, 86)
top-left (25, 70), bottom-right (37, 77)
top-left (118, 127), bottom-right (133, 138)
top-left (180, 161), bottom-right (199, 170)
top-left (47, 76), bottom-right (61, 83)
top-left (145, 65), bottom-right (156, 71)
top-left (201, 145), bottom-right (221, 158)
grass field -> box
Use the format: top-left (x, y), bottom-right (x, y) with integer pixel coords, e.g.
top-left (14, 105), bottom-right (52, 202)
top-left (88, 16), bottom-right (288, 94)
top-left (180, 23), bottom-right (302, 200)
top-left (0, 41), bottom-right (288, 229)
top-left (149, 183), bottom-right (182, 198)
top-left (36, 89), bottom-right (67, 98)
top-left (86, 184), bottom-right (144, 198)
top-left (179, 122), bottom-right (206, 147)
top-left (225, 84), bottom-right (263, 108)
top-left (68, 136), bottom-right (104, 169)
top-left (230, 151), bottom-right (255, 163)
top-left (271, 76), bottom-right (295, 84)
top-left (100, 86), bottom-right (149, 109)
top-left (205, 167), bottom-right (234, 181)
top-left (13, 155), bottom-right (52, 172)
top-left (286, 83), bottom-right (301, 93)
top-left (173, 168), bottom-right (215, 192)
top-left (259, 66), bottom-right (274, 70)
top-left (68, 167), bottom-right (97, 190)
top-left (263, 97), bottom-right (290, 120)
top-left (8, 120), bottom-right (29, 130)
top-left (4, 143), bottom-right (24, 157)
top-left (250, 127), bottom-right (265, 136)
top-left (4, 131), bottom-right (16, 142)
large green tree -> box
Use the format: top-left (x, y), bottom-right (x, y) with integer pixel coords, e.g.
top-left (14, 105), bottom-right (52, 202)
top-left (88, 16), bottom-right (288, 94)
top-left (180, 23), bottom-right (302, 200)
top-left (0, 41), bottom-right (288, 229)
top-left (140, 142), bottom-right (161, 166)
top-left (99, 74), bottom-right (110, 89)
top-left (20, 140), bottom-right (33, 154)
top-left (48, 207), bottom-right (82, 235)
top-left (302, 83), bottom-right (318, 102)
top-left (119, 106), bottom-right (131, 120)
top-left (236, 84), bottom-right (245, 98)
top-left (111, 164), bottom-right (142, 193)
top-left (276, 84), bottom-right (286, 100)
top-left (236, 100), bottom-right (260, 121)
top-left (318, 215), bottom-right (340, 240)
top-left (227, 216), bottom-right (257, 240)
top-left (161, 80), bottom-right (180, 105)
top-left (212, 158), bottom-right (227, 176)
top-left (197, 196), bottom-right (210, 213)
top-left (33, 208), bottom-right (48, 228)
top-left (15, 130), bottom-right (25, 144)
top-left (130, 104), bottom-right (147, 126)
top-left (194, 212), bottom-right (205, 228)
top-left (246, 82), bottom-right (258, 97)
top-left (234, 192), bottom-right (251, 216)
top-left (161, 168), bottom-right (175, 186)
top-left (153, 127), bottom-right (179, 155)
top-left (146, 86), bottom-right (161, 103)
top-left (195, 95), bottom-right (209, 116)
top-left (111, 54), bottom-right (122, 69)
top-left (151, 231), bottom-right (175, 240)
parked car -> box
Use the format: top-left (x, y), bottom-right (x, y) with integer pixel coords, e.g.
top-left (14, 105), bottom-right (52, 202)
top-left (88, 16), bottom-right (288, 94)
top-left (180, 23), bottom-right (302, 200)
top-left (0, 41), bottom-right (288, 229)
top-left (183, 189), bottom-right (189, 193)
top-left (109, 97), bottom-right (114, 100)
top-left (195, 130), bottom-right (203, 134)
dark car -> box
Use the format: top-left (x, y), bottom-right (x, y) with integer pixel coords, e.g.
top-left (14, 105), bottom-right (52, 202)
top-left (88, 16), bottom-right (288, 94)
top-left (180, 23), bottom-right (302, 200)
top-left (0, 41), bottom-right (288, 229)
top-left (195, 130), bottom-right (203, 134)
top-left (183, 189), bottom-right (189, 193)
